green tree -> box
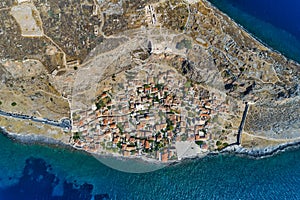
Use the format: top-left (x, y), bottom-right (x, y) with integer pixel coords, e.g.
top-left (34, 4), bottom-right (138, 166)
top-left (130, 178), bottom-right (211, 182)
top-left (223, 142), bottom-right (229, 147)
top-left (11, 102), bottom-right (17, 106)
top-left (117, 123), bottom-right (124, 134)
top-left (73, 132), bottom-right (81, 140)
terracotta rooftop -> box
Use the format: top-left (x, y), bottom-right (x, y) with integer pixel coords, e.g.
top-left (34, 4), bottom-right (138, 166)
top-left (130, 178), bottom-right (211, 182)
top-left (145, 140), bottom-right (150, 149)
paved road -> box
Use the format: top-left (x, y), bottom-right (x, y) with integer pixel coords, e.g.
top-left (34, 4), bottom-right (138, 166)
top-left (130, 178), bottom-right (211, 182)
top-left (237, 102), bottom-right (249, 145)
top-left (0, 109), bottom-right (72, 130)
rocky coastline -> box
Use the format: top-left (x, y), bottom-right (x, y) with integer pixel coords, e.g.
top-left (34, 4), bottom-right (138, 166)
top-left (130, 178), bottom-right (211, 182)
top-left (0, 127), bottom-right (76, 152)
top-left (2, 126), bottom-right (300, 168)
top-left (221, 141), bottom-right (300, 159)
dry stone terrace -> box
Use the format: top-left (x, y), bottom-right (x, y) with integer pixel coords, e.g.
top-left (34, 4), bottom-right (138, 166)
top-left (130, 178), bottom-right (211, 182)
top-left (71, 61), bottom-right (232, 161)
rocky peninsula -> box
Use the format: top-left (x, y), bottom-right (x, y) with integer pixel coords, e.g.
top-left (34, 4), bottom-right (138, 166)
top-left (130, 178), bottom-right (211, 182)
top-left (0, 0), bottom-right (299, 163)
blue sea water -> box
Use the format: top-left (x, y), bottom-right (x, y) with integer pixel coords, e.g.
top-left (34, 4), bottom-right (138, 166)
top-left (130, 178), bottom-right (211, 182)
top-left (2, 133), bottom-right (300, 199)
top-left (1, 1), bottom-right (300, 199)
top-left (208, 0), bottom-right (300, 63)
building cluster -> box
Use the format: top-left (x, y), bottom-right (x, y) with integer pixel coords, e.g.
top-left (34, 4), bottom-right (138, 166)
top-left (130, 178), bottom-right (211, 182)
top-left (72, 66), bottom-right (222, 162)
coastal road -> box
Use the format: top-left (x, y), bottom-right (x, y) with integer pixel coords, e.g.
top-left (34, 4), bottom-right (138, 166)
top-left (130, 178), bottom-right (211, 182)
top-left (237, 102), bottom-right (250, 145)
top-left (0, 109), bottom-right (71, 130)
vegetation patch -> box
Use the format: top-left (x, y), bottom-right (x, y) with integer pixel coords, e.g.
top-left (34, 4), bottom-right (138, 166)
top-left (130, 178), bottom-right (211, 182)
top-left (72, 132), bottom-right (81, 140)
top-left (95, 92), bottom-right (112, 110)
top-left (176, 39), bottom-right (192, 50)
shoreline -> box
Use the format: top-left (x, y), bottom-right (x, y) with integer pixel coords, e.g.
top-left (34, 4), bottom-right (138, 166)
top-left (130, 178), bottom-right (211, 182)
top-left (0, 126), bottom-right (172, 168)
top-left (2, 126), bottom-right (300, 168)
top-left (205, 0), bottom-right (300, 66)
top-left (0, 127), bottom-right (79, 153)
top-left (221, 140), bottom-right (300, 159)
